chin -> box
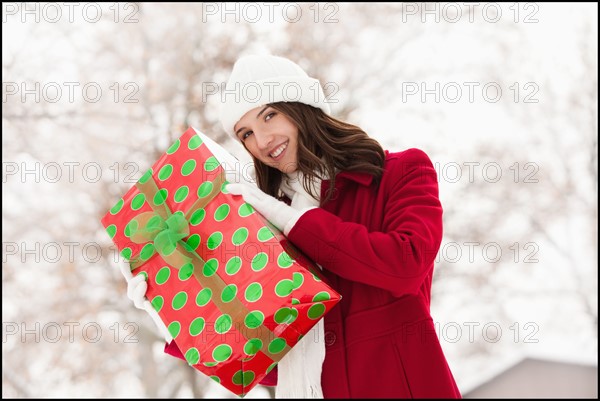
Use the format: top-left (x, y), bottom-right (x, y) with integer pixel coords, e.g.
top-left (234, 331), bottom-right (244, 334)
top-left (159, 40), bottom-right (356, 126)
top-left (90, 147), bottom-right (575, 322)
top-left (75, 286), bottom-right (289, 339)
top-left (280, 163), bottom-right (298, 174)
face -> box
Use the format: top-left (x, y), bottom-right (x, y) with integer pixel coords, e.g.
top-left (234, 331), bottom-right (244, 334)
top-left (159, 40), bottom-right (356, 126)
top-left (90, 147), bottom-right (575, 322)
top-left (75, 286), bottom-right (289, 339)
top-left (234, 105), bottom-right (299, 174)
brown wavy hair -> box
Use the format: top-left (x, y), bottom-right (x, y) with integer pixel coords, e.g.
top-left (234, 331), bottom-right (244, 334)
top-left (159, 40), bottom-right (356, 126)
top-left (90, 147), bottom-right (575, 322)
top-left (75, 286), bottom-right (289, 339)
top-left (243, 102), bottom-right (385, 205)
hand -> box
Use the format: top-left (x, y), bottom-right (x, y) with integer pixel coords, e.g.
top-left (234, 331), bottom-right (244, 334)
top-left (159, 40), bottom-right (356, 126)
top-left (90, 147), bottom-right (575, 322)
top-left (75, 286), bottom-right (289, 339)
top-left (120, 264), bottom-right (173, 343)
top-left (226, 182), bottom-right (303, 235)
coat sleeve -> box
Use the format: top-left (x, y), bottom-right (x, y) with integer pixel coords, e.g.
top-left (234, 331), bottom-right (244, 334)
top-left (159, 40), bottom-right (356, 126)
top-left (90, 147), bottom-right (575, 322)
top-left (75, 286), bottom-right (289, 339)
top-left (286, 149), bottom-right (443, 297)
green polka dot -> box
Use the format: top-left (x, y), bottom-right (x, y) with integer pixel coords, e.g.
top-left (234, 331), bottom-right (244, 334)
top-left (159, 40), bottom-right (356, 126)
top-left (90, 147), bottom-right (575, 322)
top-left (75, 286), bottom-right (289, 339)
top-left (174, 186), bottom-right (189, 203)
top-left (158, 164), bottom-right (173, 181)
top-left (181, 159), bottom-right (197, 176)
top-left (197, 181), bottom-right (213, 198)
top-left (189, 208), bottom-right (206, 225)
top-left (292, 272), bottom-right (304, 289)
top-left (178, 262), bottom-right (194, 281)
top-left (251, 252), bottom-right (268, 271)
top-left (278, 251), bottom-right (293, 268)
top-left (207, 232), bottom-right (223, 250)
top-left (221, 181), bottom-right (229, 194)
top-left (196, 288), bottom-right (212, 306)
top-left (232, 227), bottom-right (248, 246)
top-left (180, 243), bottom-right (193, 255)
top-left (257, 226), bottom-right (274, 241)
top-left (188, 135), bottom-right (203, 150)
top-left (245, 283), bottom-right (263, 302)
top-left (313, 291), bottom-right (331, 302)
top-left (275, 279), bottom-right (294, 297)
top-left (202, 259), bottom-right (218, 277)
top-left (106, 224), bottom-right (117, 239)
top-left (266, 362), bottom-right (277, 374)
top-left (308, 303), bottom-right (326, 319)
top-left (166, 139), bottom-right (180, 154)
top-left (153, 188), bottom-right (168, 206)
top-left (221, 284), bottom-right (237, 303)
top-left (268, 338), bottom-right (287, 354)
top-left (139, 243), bottom-right (155, 261)
top-left (214, 204), bottom-right (230, 222)
top-left (190, 317), bottom-right (205, 336)
top-left (225, 257), bottom-right (242, 275)
top-left (110, 199), bottom-right (124, 215)
top-left (274, 307), bottom-right (297, 325)
top-left (124, 220), bottom-right (137, 237)
top-left (213, 344), bottom-right (232, 362)
top-left (215, 314), bottom-right (232, 334)
top-left (138, 168), bottom-right (152, 184)
top-left (185, 347), bottom-right (200, 365)
top-left (136, 271), bottom-right (148, 281)
top-left (172, 291), bottom-right (188, 310)
top-left (204, 362), bottom-right (218, 367)
top-left (185, 234), bottom-right (201, 251)
top-left (120, 247), bottom-right (132, 260)
top-left (151, 295), bottom-right (163, 312)
top-left (131, 193), bottom-right (146, 210)
top-left (204, 156), bottom-right (219, 171)
top-left (168, 321), bottom-right (181, 339)
top-left (156, 266), bottom-right (170, 285)
top-left (238, 203), bottom-right (254, 217)
top-left (232, 370), bottom-right (255, 387)
top-left (244, 311), bottom-right (264, 329)
top-left (291, 298), bottom-right (300, 305)
top-left (242, 355), bottom-right (256, 363)
top-left (210, 376), bottom-right (220, 383)
top-left (244, 338), bottom-right (263, 356)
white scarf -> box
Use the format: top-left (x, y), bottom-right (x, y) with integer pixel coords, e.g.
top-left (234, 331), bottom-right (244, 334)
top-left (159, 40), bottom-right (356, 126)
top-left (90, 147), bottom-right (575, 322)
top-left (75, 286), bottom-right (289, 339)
top-left (275, 170), bottom-right (326, 399)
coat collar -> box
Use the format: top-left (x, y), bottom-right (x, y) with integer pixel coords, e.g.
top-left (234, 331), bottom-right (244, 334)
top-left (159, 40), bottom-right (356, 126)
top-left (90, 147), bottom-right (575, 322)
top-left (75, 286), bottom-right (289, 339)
top-left (329, 150), bottom-right (388, 187)
top-left (331, 170), bottom-right (373, 186)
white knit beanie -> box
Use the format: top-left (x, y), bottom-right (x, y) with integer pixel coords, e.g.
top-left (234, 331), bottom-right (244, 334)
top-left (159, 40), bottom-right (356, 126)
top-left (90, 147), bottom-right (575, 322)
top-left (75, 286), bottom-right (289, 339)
top-left (219, 54), bottom-right (331, 139)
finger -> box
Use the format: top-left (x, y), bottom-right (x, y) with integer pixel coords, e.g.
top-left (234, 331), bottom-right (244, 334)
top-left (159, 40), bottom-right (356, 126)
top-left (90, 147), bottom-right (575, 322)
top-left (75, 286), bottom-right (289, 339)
top-left (130, 273), bottom-right (147, 287)
top-left (119, 263), bottom-right (133, 281)
top-left (132, 280), bottom-right (148, 309)
top-left (245, 192), bottom-right (265, 209)
top-left (225, 183), bottom-right (244, 195)
top-left (127, 274), bottom-right (146, 301)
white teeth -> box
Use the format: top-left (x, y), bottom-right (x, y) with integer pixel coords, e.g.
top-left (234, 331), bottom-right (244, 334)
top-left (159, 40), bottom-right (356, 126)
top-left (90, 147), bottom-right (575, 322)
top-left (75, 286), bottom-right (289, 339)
top-left (270, 142), bottom-right (287, 158)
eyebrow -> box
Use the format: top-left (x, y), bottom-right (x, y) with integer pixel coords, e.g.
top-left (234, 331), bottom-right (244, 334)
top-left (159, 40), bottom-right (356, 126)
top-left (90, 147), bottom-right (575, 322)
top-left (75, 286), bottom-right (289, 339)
top-left (235, 105), bottom-right (270, 137)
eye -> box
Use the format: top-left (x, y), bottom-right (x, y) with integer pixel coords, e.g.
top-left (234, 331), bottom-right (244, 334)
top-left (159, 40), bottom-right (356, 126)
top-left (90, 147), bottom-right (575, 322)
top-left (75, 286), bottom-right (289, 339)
top-left (241, 130), bottom-right (253, 141)
top-left (265, 111), bottom-right (276, 121)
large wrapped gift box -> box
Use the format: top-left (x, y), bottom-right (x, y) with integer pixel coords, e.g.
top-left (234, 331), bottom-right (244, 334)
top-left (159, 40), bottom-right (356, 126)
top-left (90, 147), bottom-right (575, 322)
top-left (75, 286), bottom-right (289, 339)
top-left (101, 127), bottom-right (341, 397)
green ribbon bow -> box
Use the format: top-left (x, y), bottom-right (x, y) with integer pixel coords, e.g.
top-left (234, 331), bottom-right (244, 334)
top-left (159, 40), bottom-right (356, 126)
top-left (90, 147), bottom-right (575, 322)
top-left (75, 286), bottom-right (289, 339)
top-left (128, 210), bottom-right (194, 268)
top-left (152, 213), bottom-right (190, 256)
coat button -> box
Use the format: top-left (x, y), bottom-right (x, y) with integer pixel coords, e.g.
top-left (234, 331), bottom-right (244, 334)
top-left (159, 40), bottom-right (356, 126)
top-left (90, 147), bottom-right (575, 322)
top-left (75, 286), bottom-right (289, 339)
top-left (324, 331), bottom-right (337, 346)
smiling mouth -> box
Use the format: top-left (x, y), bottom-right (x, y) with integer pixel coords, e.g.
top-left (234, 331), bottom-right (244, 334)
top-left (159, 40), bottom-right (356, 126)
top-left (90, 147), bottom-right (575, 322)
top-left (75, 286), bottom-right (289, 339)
top-left (269, 141), bottom-right (288, 159)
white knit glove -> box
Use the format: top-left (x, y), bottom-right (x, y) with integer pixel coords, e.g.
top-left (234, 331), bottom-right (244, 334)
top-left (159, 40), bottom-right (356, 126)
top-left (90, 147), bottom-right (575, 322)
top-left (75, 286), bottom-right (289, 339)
top-left (120, 263), bottom-right (173, 343)
top-left (226, 182), bottom-right (313, 236)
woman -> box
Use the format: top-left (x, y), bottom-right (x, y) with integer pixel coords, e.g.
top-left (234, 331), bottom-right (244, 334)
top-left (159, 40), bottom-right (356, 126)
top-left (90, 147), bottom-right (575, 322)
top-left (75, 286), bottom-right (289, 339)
top-left (128, 54), bottom-right (461, 398)
top-left (222, 54), bottom-right (461, 398)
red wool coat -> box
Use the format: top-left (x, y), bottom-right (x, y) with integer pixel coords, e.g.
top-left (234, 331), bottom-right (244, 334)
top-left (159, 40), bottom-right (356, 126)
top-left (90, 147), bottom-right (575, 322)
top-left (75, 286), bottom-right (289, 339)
top-left (165, 148), bottom-right (461, 398)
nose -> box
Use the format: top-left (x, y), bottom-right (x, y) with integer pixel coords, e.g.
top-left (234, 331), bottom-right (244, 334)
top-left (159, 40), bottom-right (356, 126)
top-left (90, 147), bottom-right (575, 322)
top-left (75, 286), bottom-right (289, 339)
top-left (254, 129), bottom-right (275, 151)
